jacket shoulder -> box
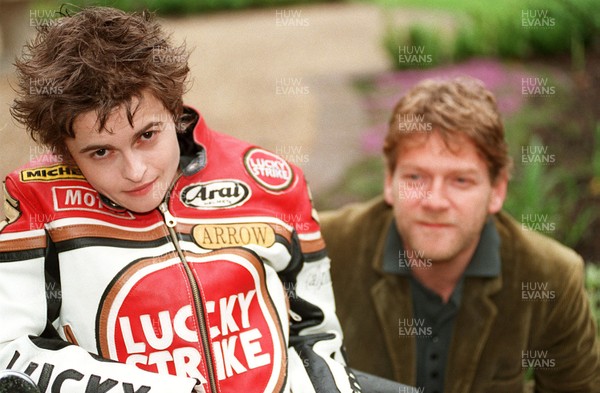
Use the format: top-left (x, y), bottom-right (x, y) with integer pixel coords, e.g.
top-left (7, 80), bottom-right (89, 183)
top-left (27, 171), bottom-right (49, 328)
top-left (494, 211), bottom-right (584, 277)
top-left (320, 196), bottom-right (391, 236)
top-left (205, 128), bottom-right (306, 191)
top-left (7, 156), bottom-right (85, 184)
top-left (319, 196), bottom-right (393, 261)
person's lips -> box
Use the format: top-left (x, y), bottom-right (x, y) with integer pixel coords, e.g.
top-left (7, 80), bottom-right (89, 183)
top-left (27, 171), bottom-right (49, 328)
top-left (416, 221), bottom-right (453, 229)
top-left (124, 179), bottom-right (157, 196)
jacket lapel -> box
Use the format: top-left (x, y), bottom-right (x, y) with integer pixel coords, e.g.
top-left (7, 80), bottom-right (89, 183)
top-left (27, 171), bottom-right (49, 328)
top-left (371, 275), bottom-right (416, 385)
top-left (444, 275), bottom-right (502, 393)
top-left (368, 208), bottom-right (417, 385)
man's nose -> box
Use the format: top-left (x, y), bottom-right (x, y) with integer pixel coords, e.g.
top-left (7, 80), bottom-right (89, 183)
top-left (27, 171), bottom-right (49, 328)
top-left (420, 178), bottom-right (450, 210)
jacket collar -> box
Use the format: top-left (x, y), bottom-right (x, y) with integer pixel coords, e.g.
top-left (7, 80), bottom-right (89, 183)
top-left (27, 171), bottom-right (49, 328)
top-left (381, 217), bottom-right (501, 278)
top-left (178, 106), bottom-right (211, 176)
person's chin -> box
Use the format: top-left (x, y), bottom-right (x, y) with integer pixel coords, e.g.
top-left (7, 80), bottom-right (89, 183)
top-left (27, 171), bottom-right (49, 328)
top-left (114, 194), bottom-right (161, 214)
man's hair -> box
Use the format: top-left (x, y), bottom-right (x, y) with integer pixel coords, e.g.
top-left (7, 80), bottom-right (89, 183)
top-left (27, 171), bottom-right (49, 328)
top-left (11, 6), bottom-right (190, 157)
top-left (383, 76), bottom-right (512, 181)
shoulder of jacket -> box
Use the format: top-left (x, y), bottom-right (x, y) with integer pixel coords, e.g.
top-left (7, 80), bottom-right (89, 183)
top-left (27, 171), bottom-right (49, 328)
top-left (320, 196), bottom-right (391, 235)
top-left (494, 211), bottom-right (583, 274)
top-left (6, 156), bottom-right (87, 192)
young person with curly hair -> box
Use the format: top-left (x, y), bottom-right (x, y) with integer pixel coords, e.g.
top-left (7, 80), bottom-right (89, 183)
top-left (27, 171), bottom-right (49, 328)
top-left (0, 7), bottom-right (362, 393)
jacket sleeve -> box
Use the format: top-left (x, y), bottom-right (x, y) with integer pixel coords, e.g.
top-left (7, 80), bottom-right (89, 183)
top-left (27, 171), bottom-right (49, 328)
top-left (277, 175), bottom-right (362, 393)
top-left (533, 255), bottom-right (600, 392)
top-left (0, 177), bottom-right (200, 393)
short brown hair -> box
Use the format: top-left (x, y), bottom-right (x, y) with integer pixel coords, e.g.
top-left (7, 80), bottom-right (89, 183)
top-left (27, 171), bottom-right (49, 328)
top-left (383, 77), bottom-right (512, 181)
top-left (11, 6), bottom-right (190, 157)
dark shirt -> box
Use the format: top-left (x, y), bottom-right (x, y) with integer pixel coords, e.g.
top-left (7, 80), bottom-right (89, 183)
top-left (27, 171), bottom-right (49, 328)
top-left (382, 218), bottom-right (501, 393)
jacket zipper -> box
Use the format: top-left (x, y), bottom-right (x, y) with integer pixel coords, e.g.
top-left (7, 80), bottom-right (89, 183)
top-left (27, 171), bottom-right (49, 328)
top-left (158, 200), bottom-right (218, 393)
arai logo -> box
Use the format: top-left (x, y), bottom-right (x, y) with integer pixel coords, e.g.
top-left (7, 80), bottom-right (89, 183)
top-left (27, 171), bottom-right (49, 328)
top-left (181, 180), bottom-right (251, 209)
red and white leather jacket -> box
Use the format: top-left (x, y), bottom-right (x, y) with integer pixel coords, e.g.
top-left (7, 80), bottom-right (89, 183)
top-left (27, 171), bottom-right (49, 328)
top-left (0, 108), bottom-right (360, 393)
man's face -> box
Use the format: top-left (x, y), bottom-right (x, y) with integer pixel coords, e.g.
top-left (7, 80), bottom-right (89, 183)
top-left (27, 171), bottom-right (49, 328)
top-left (384, 131), bottom-right (507, 264)
top-left (65, 91), bottom-right (180, 213)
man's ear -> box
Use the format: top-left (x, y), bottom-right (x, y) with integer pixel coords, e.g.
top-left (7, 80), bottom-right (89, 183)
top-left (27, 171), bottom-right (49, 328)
top-left (383, 168), bottom-right (394, 206)
top-left (488, 170), bottom-right (509, 214)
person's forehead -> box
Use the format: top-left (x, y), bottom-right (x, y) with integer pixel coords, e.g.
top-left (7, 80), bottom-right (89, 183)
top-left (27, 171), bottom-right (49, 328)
top-left (395, 132), bottom-right (486, 172)
top-left (72, 92), bottom-right (165, 136)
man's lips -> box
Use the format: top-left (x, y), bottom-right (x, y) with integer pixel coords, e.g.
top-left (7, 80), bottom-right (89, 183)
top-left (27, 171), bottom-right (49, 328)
top-left (416, 221), bottom-right (453, 228)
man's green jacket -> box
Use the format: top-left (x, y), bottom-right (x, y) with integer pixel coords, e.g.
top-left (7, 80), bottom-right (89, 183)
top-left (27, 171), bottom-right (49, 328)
top-left (320, 197), bottom-right (600, 393)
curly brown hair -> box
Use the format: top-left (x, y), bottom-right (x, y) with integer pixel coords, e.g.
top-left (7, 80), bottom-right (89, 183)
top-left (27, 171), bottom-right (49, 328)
top-left (384, 76), bottom-right (512, 182)
top-left (11, 6), bottom-right (190, 157)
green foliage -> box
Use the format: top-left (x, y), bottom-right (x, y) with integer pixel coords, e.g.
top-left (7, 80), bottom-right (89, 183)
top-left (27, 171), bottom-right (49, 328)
top-left (586, 263), bottom-right (600, 334)
top-left (383, 24), bottom-right (450, 69)
top-left (381, 0), bottom-right (600, 69)
top-left (593, 123), bottom-right (600, 178)
top-left (314, 156), bottom-right (384, 210)
top-left (60, 0), bottom-right (334, 14)
top-left (503, 134), bottom-right (597, 249)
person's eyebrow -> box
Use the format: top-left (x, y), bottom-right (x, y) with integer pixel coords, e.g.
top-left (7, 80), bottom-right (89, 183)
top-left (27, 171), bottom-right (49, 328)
top-left (397, 164), bottom-right (481, 176)
top-left (78, 121), bottom-right (162, 154)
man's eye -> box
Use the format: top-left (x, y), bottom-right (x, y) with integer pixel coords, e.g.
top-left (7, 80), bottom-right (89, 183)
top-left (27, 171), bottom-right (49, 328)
top-left (455, 177), bottom-right (472, 185)
top-left (404, 174), bottom-right (421, 181)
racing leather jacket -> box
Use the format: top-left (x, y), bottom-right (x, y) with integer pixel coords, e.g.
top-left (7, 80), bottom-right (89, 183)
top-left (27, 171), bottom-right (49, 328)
top-left (0, 108), bottom-right (360, 393)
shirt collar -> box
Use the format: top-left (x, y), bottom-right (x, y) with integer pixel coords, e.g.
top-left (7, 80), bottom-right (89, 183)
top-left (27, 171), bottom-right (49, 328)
top-left (382, 216), bottom-right (501, 277)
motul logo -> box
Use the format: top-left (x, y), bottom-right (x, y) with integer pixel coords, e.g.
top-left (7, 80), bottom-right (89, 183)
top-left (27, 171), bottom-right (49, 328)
top-left (52, 186), bottom-right (135, 219)
top-left (180, 180), bottom-right (251, 209)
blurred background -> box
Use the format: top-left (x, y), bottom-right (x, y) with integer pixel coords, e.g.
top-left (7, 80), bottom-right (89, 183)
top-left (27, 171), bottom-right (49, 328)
top-left (0, 0), bottom-right (599, 324)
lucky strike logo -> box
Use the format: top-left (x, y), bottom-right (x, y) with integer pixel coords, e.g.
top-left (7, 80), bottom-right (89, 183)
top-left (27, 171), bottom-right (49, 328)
top-left (98, 252), bottom-right (285, 392)
top-left (244, 148), bottom-right (294, 192)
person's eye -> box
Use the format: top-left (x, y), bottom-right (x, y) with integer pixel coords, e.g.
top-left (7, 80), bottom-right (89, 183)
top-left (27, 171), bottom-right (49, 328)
top-left (92, 149), bottom-right (108, 158)
top-left (404, 173), bottom-right (421, 181)
top-left (455, 176), bottom-right (473, 186)
top-left (140, 130), bottom-right (157, 141)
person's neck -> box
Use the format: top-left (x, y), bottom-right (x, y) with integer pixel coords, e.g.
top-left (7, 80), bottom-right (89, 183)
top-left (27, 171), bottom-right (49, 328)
top-left (409, 245), bottom-right (477, 303)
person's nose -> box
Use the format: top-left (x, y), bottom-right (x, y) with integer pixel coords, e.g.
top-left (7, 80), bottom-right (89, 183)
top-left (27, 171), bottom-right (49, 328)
top-left (121, 151), bottom-right (147, 183)
top-left (420, 177), bottom-right (450, 210)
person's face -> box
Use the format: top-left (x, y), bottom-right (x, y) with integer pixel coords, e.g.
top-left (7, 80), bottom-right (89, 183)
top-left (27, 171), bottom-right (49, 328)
top-left (65, 91), bottom-right (180, 213)
top-left (384, 131), bottom-right (507, 264)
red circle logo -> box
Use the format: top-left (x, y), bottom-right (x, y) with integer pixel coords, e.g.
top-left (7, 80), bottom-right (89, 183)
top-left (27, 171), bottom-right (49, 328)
top-left (244, 148), bottom-right (294, 192)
